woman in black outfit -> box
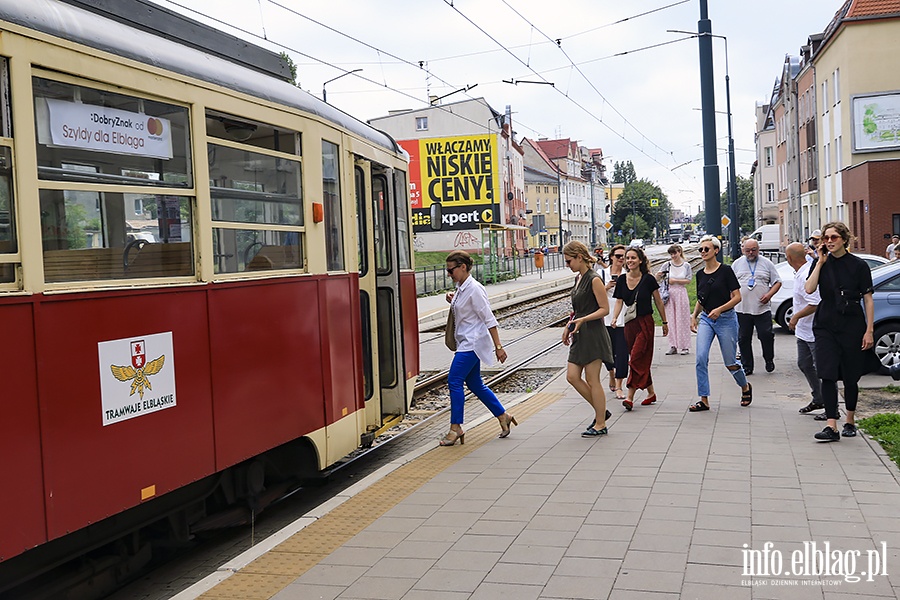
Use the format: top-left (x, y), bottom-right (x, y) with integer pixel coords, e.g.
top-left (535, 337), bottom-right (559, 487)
top-left (804, 222), bottom-right (875, 442)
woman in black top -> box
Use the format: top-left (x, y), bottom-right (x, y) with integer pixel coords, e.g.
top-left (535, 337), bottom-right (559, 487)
top-left (689, 236), bottom-right (752, 411)
top-left (804, 222), bottom-right (875, 442)
top-left (611, 247), bottom-right (667, 410)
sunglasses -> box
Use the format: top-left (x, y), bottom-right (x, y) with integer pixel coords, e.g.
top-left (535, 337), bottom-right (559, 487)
top-left (822, 234), bottom-right (842, 242)
top-left (447, 264), bottom-right (461, 274)
top-left (699, 247), bottom-right (714, 253)
top-left (613, 254), bottom-right (625, 259)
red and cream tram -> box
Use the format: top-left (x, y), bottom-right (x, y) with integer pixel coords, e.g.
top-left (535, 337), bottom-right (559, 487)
top-left (0, 0), bottom-right (418, 592)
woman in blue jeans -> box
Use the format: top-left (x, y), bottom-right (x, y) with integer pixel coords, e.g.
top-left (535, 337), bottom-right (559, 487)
top-left (440, 250), bottom-right (517, 446)
top-left (688, 236), bottom-right (752, 411)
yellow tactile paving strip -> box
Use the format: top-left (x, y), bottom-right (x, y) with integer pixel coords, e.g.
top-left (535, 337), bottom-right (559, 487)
top-left (199, 391), bottom-right (565, 600)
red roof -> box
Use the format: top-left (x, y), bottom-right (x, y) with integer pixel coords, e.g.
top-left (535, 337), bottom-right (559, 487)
top-left (534, 138), bottom-right (570, 160)
top-left (847, 0), bottom-right (900, 17)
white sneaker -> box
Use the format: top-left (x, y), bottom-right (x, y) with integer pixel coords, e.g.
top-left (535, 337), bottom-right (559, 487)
top-left (680, 349), bottom-right (689, 355)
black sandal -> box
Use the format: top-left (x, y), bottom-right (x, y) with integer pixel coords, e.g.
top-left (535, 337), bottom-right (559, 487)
top-left (799, 402), bottom-right (824, 414)
top-left (689, 401), bottom-right (709, 412)
top-left (741, 383), bottom-right (753, 407)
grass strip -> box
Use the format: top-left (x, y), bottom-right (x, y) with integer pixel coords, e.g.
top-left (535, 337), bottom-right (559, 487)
top-left (858, 412), bottom-right (900, 468)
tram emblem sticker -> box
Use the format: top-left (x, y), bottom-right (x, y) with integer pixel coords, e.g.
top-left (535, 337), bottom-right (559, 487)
top-left (98, 332), bottom-right (176, 426)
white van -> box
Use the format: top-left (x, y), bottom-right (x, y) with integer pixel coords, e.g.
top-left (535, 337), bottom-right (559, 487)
top-left (748, 224), bottom-right (781, 252)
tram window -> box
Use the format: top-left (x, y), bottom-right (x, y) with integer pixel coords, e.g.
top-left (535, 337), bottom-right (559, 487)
top-left (32, 77), bottom-right (191, 187)
top-left (212, 228), bottom-right (302, 273)
top-left (322, 140), bottom-right (344, 271)
top-left (209, 144), bottom-right (302, 226)
top-left (355, 166), bottom-right (368, 276)
top-left (376, 288), bottom-right (397, 388)
top-left (372, 175), bottom-right (391, 276)
top-left (40, 190), bottom-right (194, 283)
top-left (393, 170), bottom-right (411, 270)
top-left (206, 110), bottom-right (299, 155)
top-left (359, 290), bottom-right (373, 400)
top-left (0, 147), bottom-right (16, 283)
top-left (1, 59), bottom-right (10, 138)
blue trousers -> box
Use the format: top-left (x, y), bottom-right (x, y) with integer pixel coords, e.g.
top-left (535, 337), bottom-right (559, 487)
top-left (695, 310), bottom-right (747, 397)
top-left (449, 351), bottom-right (505, 425)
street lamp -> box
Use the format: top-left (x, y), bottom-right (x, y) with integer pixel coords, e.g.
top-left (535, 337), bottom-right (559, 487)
top-left (669, 24), bottom-right (739, 259)
top-left (322, 68), bottom-right (362, 103)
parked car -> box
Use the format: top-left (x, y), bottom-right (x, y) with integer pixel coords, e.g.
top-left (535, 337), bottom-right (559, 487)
top-left (871, 261), bottom-right (900, 374)
top-left (629, 239), bottom-right (645, 250)
top-left (689, 234), bottom-right (700, 243)
top-left (770, 253), bottom-right (889, 329)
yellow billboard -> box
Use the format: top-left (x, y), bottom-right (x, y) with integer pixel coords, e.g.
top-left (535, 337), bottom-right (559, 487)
top-left (401, 133), bottom-right (500, 232)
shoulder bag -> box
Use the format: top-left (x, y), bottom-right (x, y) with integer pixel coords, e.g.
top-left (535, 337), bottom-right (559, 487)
top-left (444, 308), bottom-right (457, 351)
top-left (623, 285), bottom-right (638, 323)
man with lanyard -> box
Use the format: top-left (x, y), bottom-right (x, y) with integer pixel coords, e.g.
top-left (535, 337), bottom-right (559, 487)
top-left (785, 243), bottom-right (824, 417)
top-left (732, 238), bottom-right (782, 375)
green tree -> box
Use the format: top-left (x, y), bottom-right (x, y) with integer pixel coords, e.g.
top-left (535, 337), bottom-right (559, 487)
top-left (612, 179), bottom-right (671, 240)
top-left (280, 52), bottom-right (299, 86)
top-left (719, 175), bottom-right (755, 234)
top-left (612, 160), bottom-right (637, 184)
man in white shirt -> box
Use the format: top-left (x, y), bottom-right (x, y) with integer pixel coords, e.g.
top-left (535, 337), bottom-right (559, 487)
top-left (887, 234), bottom-right (899, 260)
top-left (785, 243), bottom-right (824, 415)
top-left (732, 238), bottom-right (782, 375)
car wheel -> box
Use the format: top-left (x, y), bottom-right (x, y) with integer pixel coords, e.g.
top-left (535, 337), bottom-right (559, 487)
top-left (873, 324), bottom-right (900, 375)
top-left (775, 301), bottom-right (792, 329)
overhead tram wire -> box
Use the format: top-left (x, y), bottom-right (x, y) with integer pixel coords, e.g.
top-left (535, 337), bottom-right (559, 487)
top-left (425, 1), bottom-right (691, 65)
top-left (444, 0), bottom-right (700, 196)
top-left (156, 0), bottom-right (550, 139)
top-left (500, 0), bottom-right (672, 159)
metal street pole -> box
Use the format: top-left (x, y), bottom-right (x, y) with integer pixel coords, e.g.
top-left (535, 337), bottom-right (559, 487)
top-left (697, 0), bottom-right (721, 243)
top-left (724, 42), bottom-right (740, 259)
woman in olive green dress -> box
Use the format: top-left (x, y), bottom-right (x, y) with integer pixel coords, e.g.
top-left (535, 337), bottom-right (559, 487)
top-left (563, 241), bottom-right (615, 436)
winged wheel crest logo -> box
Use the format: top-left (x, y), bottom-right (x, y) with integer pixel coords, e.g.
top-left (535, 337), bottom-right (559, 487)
top-left (110, 340), bottom-right (166, 399)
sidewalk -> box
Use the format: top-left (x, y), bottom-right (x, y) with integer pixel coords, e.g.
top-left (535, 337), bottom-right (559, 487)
top-left (267, 331), bottom-right (900, 599)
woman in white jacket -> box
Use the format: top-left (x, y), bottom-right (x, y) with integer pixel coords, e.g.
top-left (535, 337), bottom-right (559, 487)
top-left (441, 250), bottom-right (517, 446)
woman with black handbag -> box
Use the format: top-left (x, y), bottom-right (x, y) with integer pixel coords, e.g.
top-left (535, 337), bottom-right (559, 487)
top-left (440, 250), bottom-right (516, 446)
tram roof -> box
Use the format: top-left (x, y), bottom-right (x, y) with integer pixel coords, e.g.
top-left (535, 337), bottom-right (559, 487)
top-left (0, 0), bottom-right (402, 155)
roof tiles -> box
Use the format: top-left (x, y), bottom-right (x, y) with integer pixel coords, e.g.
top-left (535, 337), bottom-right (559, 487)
top-left (847, 0), bottom-right (900, 17)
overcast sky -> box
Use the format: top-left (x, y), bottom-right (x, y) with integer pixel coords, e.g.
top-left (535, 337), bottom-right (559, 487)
top-left (157, 0), bottom-right (843, 216)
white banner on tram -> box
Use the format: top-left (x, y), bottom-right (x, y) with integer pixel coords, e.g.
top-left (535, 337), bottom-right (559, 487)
top-left (46, 99), bottom-right (174, 159)
top-left (98, 331), bottom-right (177, 426)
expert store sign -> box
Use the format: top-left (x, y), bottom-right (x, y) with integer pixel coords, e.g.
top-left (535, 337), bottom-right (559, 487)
top-left (401, 134), bottom-right (500, 232)
top-left (46, 99), bottom-right (174, 160)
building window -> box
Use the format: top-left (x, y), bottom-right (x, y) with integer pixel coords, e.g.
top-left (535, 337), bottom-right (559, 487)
top-left (765, 146), bottom-right (773, 168)
top-left (415, 117), bottom-right (428, 131)
top-left (766, 183), bottom-right (775, 203)
top-left (833, 69), bottom-right (840, 105)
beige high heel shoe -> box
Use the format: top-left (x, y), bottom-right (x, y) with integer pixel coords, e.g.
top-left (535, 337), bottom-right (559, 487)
top-left (439, 429), bottom-right (465, 446)
top-left (498, 414), bottom-right (518, 438)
